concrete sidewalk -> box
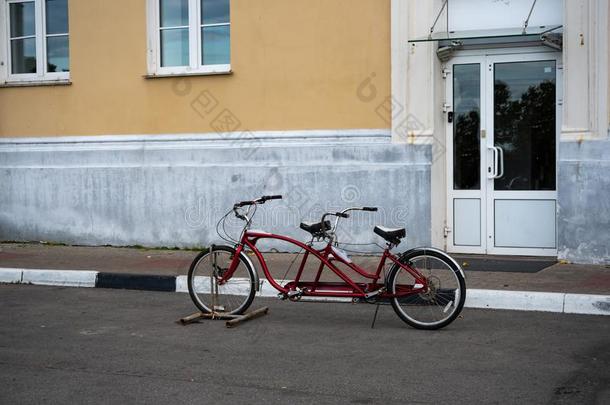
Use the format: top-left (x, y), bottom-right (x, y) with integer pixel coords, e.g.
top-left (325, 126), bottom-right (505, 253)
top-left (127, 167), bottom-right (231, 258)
top-left (1, 242), bottom-right (609, 315)
top-left (1, 242), bottom-right (609, 294)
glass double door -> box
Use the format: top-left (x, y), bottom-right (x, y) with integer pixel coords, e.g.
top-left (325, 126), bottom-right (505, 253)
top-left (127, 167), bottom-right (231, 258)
top-left (447, 52), bottom-right (561, 256)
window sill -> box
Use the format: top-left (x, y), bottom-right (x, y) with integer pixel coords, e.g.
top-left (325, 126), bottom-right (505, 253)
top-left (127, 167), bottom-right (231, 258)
top-left (144, 70), bottom-right (233, 79)
top-left (0, 80), bottom-right (72, 88)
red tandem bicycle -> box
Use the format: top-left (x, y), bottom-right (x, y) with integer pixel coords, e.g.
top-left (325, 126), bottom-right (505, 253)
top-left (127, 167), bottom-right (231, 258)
top-left (187, 195), bottom-right (466, 329)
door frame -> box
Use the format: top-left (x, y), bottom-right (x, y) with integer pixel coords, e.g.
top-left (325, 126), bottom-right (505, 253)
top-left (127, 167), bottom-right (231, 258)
top-left (445, 48), bottom-right (563, 256)
top-left (446, 55), bottom-right (487, 255)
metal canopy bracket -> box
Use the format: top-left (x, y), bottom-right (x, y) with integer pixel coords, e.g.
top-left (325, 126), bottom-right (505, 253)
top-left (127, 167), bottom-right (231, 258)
top-left (541, 31), bottom-right (562, 50)
top-left (437, 40), bottom-right (463, 63)
top-left (429, 0), bottom-right (449, 39)
top-left (522, 0), bottom-right (539, 34)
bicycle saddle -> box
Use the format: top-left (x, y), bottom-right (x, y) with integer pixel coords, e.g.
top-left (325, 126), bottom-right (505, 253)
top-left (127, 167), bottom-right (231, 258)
top-left (300, 220), bottom-right (332, 236)
top-left (374, 226), bottom-right (406, 245)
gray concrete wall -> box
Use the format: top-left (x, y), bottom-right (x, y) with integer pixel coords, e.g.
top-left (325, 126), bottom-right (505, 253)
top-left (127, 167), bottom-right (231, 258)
top-left (558, 138), bottom-right (610, 264)
top-left (0, 132), bottom-right (432, 252)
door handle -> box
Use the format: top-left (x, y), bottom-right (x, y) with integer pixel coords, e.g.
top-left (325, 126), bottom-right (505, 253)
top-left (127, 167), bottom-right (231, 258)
top-left (495, 145), bottom-right (504, 179)
top-left (488, 146), bottom-right (498, 179)
top-left (488, 146), bottom-right (504, 179)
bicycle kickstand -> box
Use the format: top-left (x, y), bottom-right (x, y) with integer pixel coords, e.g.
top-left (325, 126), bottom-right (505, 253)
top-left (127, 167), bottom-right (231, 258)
top-left (370, 302), bottom-right (381, 329)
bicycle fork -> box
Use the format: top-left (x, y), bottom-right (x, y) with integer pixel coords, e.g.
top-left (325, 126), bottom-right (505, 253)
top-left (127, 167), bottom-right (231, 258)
top-left (210, 247), bottom-right (226, 314)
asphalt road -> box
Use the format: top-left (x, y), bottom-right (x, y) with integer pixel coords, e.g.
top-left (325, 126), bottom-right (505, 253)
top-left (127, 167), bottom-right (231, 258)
top-left (1, 285), bottom-right (608, 404)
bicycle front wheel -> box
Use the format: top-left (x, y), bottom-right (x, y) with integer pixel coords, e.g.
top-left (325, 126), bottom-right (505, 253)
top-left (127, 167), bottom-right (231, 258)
top-left (387, 248), bottom-right (466, 330)
top-left (187, 245), bottom-right (257, 315)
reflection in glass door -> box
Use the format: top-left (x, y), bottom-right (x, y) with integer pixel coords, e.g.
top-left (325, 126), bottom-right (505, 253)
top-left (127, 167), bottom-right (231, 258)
top-left (447, 60), bottom-right (486, 253)
top-left (488, 58), bottom-right (558, 253)
top-left (494, 61), bottom-right (556, 191)
top-left (454, 64), bottom-right (481, 191)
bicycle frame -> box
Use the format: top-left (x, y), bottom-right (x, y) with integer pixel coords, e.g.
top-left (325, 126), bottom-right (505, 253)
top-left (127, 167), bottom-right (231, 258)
top-left (219, 230), bottom-right (429, 299)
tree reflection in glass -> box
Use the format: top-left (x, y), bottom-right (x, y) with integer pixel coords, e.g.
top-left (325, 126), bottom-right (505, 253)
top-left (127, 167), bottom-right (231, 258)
top-left (494, 61), bottom-right (556, 191)
top-left (453, 64), bottom-right (480, 190)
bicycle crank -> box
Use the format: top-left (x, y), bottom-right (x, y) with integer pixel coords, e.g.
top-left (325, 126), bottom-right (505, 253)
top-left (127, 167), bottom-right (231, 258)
top-left (364, 287), bottom-right (386, 300)
top-left (277, 288), bottom-right (306, 301)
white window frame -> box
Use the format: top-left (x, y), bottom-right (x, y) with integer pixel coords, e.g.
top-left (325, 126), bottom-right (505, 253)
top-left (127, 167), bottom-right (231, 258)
top-left (146, 0), bottom-right (231, 77)
top-left (0, 0), bottom-right (69, 84)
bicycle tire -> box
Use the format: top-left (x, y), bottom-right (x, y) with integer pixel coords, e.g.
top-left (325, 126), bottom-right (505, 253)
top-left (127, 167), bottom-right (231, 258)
top-left (187, 245), bottom-right (257, 315)
top-left (387, 248), bottom-right (466, 330)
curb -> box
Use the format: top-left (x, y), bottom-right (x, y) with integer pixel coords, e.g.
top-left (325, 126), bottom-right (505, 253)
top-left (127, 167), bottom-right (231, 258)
top-left (1, 267), bottom-right (609, 316)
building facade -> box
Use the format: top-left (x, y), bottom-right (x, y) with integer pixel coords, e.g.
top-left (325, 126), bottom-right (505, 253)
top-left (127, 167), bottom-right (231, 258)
top-left (0, 0), bottom-right (608, 264)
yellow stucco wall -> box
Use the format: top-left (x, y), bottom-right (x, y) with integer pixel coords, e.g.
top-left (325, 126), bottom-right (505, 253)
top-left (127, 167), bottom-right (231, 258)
top-left (0, 0), bottom-right (391, 137)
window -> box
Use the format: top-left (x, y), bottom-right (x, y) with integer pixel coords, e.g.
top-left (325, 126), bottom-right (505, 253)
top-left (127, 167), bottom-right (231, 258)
top-left (0, 0), bottom-right (69, 83)
top-left (148, 0), bottom-right (230, 76)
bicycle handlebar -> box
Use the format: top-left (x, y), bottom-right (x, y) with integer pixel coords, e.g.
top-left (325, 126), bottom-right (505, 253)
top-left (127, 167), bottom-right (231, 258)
top-left (320, 206), bottom-right (378, 222)
top-left (338, 206), bottom-right (378, 214)
top-left (234, 195), bottom-right (283, 208)
top-left (228, 197), bottom-right (376, 240)
top-left (316, 206), bottom-right (378, 240)
top-left (261, 195), bottom-right (283, 202)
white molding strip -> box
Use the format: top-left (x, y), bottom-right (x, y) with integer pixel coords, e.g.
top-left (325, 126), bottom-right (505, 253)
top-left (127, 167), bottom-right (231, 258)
top-left (560, 130), bottom-right (610, 143)
top-left (0, 129), bottom-right (391, 145)
top-left (0, 129), bottom-right (396, 154)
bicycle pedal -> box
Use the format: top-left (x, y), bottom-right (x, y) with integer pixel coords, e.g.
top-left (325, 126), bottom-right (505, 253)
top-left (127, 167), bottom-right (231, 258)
top-left (286, 290), bottom-right (302, 298)
top-left (364, 288), bottom-right (385, 299)
top-left (277, 293), bottom-right (288, 300)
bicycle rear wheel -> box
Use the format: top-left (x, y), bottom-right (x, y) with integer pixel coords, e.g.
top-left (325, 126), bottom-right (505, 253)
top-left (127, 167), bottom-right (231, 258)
top-left (187, 245), bottom-right (257, 315)
top-left (387, 248), bottom-right (466, 330)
